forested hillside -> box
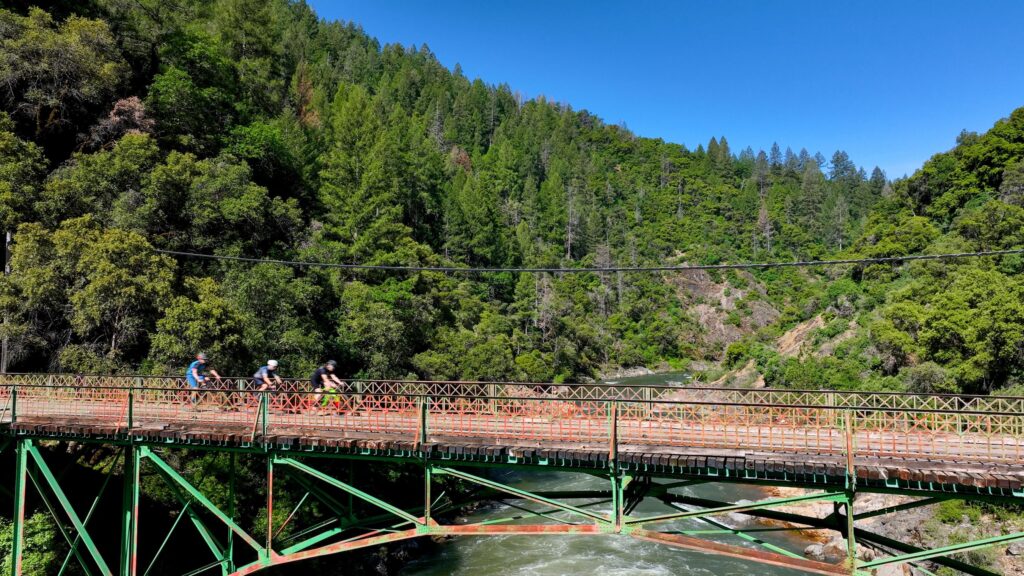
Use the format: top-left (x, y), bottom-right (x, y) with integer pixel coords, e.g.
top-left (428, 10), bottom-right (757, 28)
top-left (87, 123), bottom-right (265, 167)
top-left (0, 0), bottom-right (1021, 395)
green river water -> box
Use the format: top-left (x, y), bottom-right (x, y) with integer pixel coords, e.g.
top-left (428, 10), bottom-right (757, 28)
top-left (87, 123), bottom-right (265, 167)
top-left (401, 372), bottom-right (815, 576)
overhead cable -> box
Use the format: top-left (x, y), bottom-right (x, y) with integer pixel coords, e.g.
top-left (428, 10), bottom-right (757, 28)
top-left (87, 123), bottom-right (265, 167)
top-left (152, 247), bottom-right (1024, 274)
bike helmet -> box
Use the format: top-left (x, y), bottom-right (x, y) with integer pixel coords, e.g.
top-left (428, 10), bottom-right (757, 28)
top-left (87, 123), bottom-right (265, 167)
top-left (268, 359), bottom-right (279, 368)
top-left (326, 360), bottom-right (337, 369)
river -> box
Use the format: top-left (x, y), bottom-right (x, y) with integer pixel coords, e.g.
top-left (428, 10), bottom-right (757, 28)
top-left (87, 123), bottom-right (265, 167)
top-left (401, 372), bottom-right (815, 576)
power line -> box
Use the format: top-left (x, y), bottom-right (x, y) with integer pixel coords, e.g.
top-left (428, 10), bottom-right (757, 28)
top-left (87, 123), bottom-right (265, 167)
top-left (152, 247), bottom-right (1024, 274)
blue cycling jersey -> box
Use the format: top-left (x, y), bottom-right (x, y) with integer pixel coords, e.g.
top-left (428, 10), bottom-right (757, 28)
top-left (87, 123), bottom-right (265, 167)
top-left (186, 360), bottom-right (207, 388)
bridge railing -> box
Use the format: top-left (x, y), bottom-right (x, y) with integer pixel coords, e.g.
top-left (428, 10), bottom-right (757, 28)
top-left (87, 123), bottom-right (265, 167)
top-left (2, 372), bottom-right (1023, 412)
top-left (1, 376), bottom-right (1023, 464)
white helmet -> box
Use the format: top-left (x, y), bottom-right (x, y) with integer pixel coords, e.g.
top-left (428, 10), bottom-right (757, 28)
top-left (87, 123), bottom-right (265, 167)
top-left (267, 359), bottom-right (279, 368)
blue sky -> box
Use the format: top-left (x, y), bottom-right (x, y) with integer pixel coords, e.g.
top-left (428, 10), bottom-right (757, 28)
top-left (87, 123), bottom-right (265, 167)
top-left (308, 1), bottom-right (1024, 178)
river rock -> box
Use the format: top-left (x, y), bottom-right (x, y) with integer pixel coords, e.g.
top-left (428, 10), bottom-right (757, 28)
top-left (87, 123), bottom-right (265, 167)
top-left (821, 536), bottom-right (848, 560)
top-left (856, 546), bottom-right (876, 561)
top-left (600, 366), bottom-right (655, 379)
top-left (803, 543), bottom-right (826, 560)
top-left (1009, 541), bottom-right (1024, 556)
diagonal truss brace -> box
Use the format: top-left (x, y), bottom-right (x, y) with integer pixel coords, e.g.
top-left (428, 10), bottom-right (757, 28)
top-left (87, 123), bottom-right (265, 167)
top-left (859, 529), bottom-right (1024, 570)
top-left (26, 469), bottom-right (97, 576)
top-left (141, 447), bottom-right (268, 560)
top-left (148, 456), bottom-right (228, 567)
top-left (626, 489), bottom-right (846, 527)
top-left (274, 457), bottom-right (424, 527)
top-left (631, 529), bottom-right (849, 576)
top-left (27, 443), bottom-right (114, 576)
top-left (432, 466), bottom-right (611, 525)
top-left (666, 501), bottom-right (806, 560)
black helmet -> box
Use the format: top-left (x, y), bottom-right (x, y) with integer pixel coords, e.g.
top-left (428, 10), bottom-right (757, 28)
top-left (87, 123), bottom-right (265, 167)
top-left (326, 360), bottom-right (337, 369)
top-left (197, 353), bottom-right (208, 361)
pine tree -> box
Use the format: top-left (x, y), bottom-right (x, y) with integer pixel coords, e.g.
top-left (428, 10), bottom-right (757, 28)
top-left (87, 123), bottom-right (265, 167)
top-left (769, 142), bottom-right (782, 168)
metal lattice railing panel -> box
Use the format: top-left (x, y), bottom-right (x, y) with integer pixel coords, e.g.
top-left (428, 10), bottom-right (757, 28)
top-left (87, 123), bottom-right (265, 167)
top-left (1, 374), bottom-right (1023, 464)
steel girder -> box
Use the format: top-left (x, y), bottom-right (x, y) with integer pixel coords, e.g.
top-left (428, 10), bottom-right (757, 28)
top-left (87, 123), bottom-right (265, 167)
top-left (5, 439), bottom-right (1024, 576)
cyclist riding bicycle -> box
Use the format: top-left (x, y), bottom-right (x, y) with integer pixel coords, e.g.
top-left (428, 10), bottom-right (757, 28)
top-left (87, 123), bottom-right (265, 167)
top-left (253, 359), bottom-right (282, 391)
top-left (310, 360), bottom-right (345, 407)
top-left (185, 353), bottom-right (221, 403)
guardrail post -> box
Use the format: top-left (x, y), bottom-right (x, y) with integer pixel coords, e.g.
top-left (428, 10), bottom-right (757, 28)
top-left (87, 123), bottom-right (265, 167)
top-left (843, 409), bottom-right (856, 491)
top-left (419, 396), bottom-right (429, 447)
top-left (609, 401), bottom-right (623, 533)
top-left (126, 387), bottom-right (134, 433)
top-left (609, 401), bottom-right (619, 472)
top-left (260, 392), bottom-right (269, 442)
top-left (10, 385), bottom-right (16, 424)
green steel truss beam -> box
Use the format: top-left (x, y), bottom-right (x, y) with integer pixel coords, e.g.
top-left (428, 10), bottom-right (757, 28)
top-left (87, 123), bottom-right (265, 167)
top-left (27, 468), bottom-right (96, 576)
top-left (59, 450), bottom-right (122, 576)
top-left (661, 492), bottom-right (1000, 576)
top-left (9, 438), bottom-right (28, 576)
top-left (148, 453), bottom-right (228, 564)
top-left (432, 466), bottom-right (611, 525)
top-left (278, 465), bottom-right (352, 521)
top-left (120, 446), bottom-right (141, 576)
top-left (859, 529), bottom-right (1024, 570)
top-left (667, 502), bottom-right (806, 560)
top-left (851, 524), bottom-right (1000, 576)
top-left (5, 436), bottom-right (1021, 576)
top-left (27, 443), bottom-right (114, 575)
top-left (625, 489), bottom-right (846, 527)
top-left (141, 447), bottom-right (268, 560)
top-left (274, 457), bottom-right (424, 526)
top-left (142, 501), bottom-right (192, 576)
top-left (853, 496), bottom-right (950, 520)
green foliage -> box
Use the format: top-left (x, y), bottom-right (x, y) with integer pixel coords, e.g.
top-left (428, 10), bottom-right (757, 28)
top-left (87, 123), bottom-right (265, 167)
top-left (145, 67), bottom-right (233, 153)
top-left (935, 500), bottom-right (982, 524)
top-left (38, 133), bottom-right (159, 225)
top-left (0, 513), bottom-right (66, 574)
top-left (112, 150), bottom-right (304, 254)
top-left (149, 277), bottom-right (247, 374)
top-left (0, 7), bottom-right (126, 140)
top-left (0, 113), bottom-right (44, 229)
top-left (900, 361), bottom-right (958, 394)
top-left (3, 216), bottom-right (174, 370)
top-left (0, 1), bottom-right (1021, 394)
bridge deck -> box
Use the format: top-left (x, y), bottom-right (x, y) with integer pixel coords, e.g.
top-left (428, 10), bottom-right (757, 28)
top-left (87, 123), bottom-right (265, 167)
top-left (4, 394), bottom-right (1023, 497)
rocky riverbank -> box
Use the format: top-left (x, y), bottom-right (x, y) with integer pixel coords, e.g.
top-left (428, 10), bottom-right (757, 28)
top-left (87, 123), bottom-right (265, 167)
top-left (752, 486), bottom-right (1024, 575)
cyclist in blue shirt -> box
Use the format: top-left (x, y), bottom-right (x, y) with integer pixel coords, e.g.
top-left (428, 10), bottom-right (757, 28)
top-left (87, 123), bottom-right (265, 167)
top-left (186, 353), bottom-right (221, 388)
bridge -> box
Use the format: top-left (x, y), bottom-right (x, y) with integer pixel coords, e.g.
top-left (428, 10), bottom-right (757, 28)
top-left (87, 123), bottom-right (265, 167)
top-left (2, 374), bottom-right (1023, 576)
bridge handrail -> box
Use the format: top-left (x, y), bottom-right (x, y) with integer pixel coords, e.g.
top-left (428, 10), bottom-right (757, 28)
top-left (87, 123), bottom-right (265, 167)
top-left (2, 372), bottom-right (1023, 401)
top-left (0, 382), bottom-right (1022, 416)
top-left (2, 381), bottom-right (1022, 464)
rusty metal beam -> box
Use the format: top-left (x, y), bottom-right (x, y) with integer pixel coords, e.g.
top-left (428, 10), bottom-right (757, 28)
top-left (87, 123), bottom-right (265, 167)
top-left (630, 529), bottom-right (850, 576)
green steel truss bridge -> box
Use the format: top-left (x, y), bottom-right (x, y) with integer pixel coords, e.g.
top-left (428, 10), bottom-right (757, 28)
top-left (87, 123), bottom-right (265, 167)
top-left (2, 374), bottom-right (1023, 576)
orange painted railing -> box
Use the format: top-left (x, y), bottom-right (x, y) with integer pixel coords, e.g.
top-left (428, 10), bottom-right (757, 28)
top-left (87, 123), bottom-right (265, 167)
top-left (1, 375), bottom-right (1023, 464)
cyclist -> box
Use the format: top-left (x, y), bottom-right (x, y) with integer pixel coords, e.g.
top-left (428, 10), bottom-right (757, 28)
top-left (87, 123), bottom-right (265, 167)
top-left (310, 360), bottom-right (345, 407)
top-left (185, 353), bottom-right (220, 403)
top-left (253, 359), bottom-right (282, 392)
